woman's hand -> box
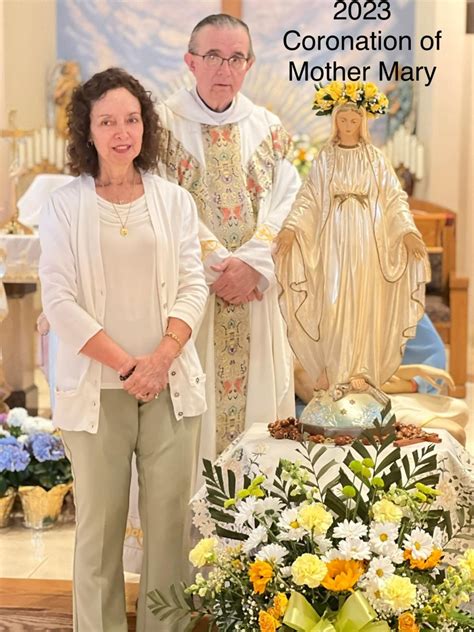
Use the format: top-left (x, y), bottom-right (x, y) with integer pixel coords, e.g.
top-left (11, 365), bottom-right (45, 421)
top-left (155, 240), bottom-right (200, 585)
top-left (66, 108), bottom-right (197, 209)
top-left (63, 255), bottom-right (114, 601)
top-left (122, 350), bottom-right (173, 402)
top-left (404, 232), bottom-right (426, 260)
top-left (274, 228), bottom-right (296, 257)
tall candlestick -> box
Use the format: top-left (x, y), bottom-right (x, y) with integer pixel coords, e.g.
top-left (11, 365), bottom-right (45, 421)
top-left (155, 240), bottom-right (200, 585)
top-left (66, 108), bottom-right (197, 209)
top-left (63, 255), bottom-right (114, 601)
top-left (416, 146), bottom-right (424, 181)
top-left (55, 137), bottom-right (64, 170)
top-left (26, 136), bottom-right (34, 168)
top-left (34, 131), bottom-right (41, 164)
top-left (18, 141), bottom-right (26, 166)
top-left (41, 127), bottom-right (48, 159)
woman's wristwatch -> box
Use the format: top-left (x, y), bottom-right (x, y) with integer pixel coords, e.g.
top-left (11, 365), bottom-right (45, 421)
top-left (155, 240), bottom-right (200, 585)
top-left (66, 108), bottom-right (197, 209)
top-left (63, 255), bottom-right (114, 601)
top-left (119, 365), bottom-right (136, 381)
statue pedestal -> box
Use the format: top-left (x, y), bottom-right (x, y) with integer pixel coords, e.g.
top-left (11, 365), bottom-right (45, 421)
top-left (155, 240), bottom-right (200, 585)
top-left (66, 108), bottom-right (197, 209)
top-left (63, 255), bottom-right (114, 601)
top-left (0, 282), bottom-right (38, 413)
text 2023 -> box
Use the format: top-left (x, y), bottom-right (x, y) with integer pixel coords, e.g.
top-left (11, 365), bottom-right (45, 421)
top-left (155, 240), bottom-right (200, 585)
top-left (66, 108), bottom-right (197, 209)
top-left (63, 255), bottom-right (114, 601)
top-left (334, 1), bottom-right (391, 21)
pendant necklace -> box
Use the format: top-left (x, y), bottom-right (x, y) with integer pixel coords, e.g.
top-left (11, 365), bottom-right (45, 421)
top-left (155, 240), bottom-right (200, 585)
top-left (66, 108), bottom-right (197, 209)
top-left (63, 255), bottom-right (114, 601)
top-left (110, 179), bottom-right (135, 237)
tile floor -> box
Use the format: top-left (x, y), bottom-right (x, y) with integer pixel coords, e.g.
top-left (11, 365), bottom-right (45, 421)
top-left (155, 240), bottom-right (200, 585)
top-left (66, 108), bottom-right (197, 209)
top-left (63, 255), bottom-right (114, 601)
top-left (1, 372), bottom-right (473, 582)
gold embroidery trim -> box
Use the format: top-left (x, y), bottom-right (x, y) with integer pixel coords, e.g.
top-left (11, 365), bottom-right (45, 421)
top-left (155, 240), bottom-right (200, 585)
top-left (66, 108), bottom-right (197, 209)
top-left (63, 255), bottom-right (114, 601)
top-left (201, 239), bottom-right (221, 260)
top-left (254, 224), bottom-right (276, 242)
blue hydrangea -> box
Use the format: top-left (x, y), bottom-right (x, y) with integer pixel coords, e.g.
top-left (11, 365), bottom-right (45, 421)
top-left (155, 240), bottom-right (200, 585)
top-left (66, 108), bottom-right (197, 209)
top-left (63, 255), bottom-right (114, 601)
top-left (0, 436), bottom-right (18, 446)
top-left (0, 442), bottom-right (31, 472)
top-left (28, 433), bottom-right (65, 462)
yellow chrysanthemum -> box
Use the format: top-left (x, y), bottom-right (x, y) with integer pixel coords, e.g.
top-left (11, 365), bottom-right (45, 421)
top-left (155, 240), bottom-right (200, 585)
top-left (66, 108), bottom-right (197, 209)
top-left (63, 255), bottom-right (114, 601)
top-left (297, 503), bottom-right (333, 534)
top-left (188, 537), bottom-right (217, 568)
top-left (398, 612), bottom-right (419, 632)
top-left (259, 610), bottom-right (281, 632)
top-left (291, 553), bottom-right (327, 588)
top-left (380, 576), bottom-right (417, 612)
top-left (321, 559), bottom-right (365, 592)
top-left (249, 560), bottom-right (273, 594)
top-left (372, 498), bottom-right (403, 523)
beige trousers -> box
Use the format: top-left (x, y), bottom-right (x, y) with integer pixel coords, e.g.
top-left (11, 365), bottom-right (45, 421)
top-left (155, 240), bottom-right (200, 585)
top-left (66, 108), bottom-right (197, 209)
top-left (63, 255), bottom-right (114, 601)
top-left (62, 388), bottom-right (200, 632)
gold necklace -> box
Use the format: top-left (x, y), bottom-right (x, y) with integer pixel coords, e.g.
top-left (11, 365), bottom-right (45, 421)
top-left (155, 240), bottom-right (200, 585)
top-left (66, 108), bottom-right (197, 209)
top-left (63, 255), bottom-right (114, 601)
top-left (109, 179), bottom-right (135, 237)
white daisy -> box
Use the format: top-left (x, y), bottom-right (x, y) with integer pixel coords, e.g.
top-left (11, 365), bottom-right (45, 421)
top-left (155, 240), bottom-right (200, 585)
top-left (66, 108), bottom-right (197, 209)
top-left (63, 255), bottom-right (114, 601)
top-left (255, 497), bottom-right (284, 516)
top-left (381, 542), bottom-right (404, 565)
top-left (333, 519), bottom-right (368, 540)
top-left (369, 522), bottom-right (399, 555)
top-left (365, 557), bottom-right (395, 585)
top-left (242, 525), bottom-right (268, 554)
top-left (234, 497), bottom-right (258, 529)
top-left (432, 526), bottom-right (446, 549)
top-left (363, 582), bottom-right (391, 614)
top-left (280, 565), bottom-right (292, 578)
top-left (322, 548), bottom-right (341, 563)
top-left (338, 537), bottom-right (371, 561)
top-left (277, 507), bottom-right (305, 542)
top-left (256, 543), bottom-right (288, 566)
top-left (403, 527), bottom-right (433, 560)
top-left (314, 535), bottom-right (332, 554)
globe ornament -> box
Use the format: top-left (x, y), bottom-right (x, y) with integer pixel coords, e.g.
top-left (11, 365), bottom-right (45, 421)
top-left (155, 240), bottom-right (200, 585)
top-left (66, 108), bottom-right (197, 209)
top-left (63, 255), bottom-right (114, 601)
top-left (299, 389), bottom-right (390, 438)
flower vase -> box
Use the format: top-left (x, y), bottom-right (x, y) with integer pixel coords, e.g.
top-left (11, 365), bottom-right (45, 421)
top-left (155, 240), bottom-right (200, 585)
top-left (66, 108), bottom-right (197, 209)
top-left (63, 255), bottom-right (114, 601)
top-left (0, 488), bottom-right (16, 528)
top-left (18, 483), bottom-right (72, 529)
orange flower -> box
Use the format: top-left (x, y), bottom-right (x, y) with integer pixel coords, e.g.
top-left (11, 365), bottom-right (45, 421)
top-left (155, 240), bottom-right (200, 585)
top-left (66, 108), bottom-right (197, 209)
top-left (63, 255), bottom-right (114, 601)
top-left (321, 559), bottom-right (364, 592)
top-left (259, 610), bottom-right (281, 631)
top-left (249, 561), bottom-right (273, 594)
top-left (404, 548), bottom-right (443, 570)
top-left (270, 593), bottom-right (288, 618)
top-left (398, 611), bottom-right (419, 632)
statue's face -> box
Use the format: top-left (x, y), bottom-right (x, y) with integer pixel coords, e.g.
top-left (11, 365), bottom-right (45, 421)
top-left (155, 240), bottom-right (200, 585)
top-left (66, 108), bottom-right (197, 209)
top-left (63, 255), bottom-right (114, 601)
top-left (336, 110), bottom-right (362, 145)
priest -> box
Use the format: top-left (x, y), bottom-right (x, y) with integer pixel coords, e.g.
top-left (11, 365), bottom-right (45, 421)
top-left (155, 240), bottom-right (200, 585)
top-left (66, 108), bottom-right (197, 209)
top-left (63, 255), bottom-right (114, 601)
top-left (157, 13), bottom-right (301, 459)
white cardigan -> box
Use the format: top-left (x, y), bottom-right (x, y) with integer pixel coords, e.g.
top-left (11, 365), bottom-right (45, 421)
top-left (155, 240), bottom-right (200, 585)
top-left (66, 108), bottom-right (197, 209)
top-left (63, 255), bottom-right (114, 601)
top-left (39, 172), bottom-right (208, 432)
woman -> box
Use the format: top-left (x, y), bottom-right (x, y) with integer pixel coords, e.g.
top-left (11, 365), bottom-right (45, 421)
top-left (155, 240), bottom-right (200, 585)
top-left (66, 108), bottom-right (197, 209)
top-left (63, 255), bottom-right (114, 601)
top-left (39, 67), bottom-right (208, 632)
top-left (275, 82), bottom-right (429, 408)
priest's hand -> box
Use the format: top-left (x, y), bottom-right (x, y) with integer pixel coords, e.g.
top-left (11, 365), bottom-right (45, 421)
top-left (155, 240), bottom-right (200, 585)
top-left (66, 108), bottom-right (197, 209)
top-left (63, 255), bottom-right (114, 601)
top-left (274, 228), bottom-right (295, 257)
top-left (404, 232), bottom-right (426, 260)
top-left (211, 258), bottom-right (263, 304)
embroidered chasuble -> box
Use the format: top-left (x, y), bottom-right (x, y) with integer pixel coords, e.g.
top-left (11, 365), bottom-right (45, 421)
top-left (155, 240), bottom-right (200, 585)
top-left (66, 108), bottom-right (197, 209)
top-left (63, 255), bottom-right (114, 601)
top-left (203, 124), bottom-right (256, 451)
top-left (157, 87), bottom-right (301, 462)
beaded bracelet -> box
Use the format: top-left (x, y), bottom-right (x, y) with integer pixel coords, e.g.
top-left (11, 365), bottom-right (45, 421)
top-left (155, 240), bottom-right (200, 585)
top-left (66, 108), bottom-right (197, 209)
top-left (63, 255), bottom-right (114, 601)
top-left (164, 330), bottom-right (183, 355)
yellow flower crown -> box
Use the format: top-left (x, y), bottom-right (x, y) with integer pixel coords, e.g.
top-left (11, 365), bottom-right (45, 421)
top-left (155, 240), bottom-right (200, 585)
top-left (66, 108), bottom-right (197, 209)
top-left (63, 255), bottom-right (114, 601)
top-left (313, 81), bottom-right (389, 118)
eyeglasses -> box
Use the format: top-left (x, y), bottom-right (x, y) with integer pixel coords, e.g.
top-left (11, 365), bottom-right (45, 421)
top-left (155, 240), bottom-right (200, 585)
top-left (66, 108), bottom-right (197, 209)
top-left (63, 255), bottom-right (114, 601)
top-left (190, 53), bottom-right (249, 71)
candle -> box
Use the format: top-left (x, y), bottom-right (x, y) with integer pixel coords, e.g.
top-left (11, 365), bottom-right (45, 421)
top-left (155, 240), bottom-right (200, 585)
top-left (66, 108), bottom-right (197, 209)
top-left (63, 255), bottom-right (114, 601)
top-left (26, 136), bottom-right (34, 168)
top-left (34, 130), bottom-right (41, 165)
top-left (48, 128), bottom-right (56, 164)
top-left (41, 127), bottom-right (48, 159)
top-left (409, 137), bottom-right (417, 174)
top-left (55, 137), bottom-right (64, 170)
top-left (416, 146), bottom-right (424, 181)
top-left (18, 141), bottom-right (26, 167)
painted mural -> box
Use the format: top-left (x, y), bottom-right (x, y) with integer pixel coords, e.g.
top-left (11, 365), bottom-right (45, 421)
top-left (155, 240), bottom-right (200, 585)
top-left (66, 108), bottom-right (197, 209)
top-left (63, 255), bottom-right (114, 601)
top-left (57, 0), bottom-right (415, 143)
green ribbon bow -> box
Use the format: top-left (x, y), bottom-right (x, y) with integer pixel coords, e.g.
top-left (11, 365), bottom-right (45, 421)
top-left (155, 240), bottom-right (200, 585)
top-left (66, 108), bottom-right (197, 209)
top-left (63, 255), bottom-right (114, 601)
top-left (283, 591), bottom-right (390, 632)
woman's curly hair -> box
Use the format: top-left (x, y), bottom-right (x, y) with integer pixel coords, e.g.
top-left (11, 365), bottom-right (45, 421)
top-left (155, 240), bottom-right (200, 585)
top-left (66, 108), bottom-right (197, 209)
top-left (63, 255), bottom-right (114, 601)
top-left (67, 67), bottom-right (160, 177)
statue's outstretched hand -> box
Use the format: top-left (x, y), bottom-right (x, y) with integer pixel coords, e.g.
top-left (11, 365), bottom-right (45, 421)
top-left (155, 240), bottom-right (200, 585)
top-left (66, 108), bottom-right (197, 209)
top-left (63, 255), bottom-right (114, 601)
top-left (274, 228), bottom-right (295, 257)
top-left (404, 232), bottom-right (427, 260)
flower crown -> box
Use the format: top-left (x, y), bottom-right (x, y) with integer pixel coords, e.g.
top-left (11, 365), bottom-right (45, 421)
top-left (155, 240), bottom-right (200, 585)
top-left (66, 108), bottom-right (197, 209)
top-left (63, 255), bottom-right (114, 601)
top-left (313, 81), bottom-right (389, 118)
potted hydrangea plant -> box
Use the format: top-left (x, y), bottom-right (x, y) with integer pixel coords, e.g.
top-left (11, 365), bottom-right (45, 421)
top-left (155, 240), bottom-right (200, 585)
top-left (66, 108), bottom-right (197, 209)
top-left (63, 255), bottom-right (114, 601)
top-left (0, 408), bottom-right (72, 528)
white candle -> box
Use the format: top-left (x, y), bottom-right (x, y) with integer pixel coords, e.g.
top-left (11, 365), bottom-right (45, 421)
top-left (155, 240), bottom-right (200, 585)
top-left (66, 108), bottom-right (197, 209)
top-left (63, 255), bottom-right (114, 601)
top-left (386, 140), bottom-right (393, 165)
top-left (34, 131), bottom-right (41, 164)
top-left (416, 146), bottom-right (424, 181)
top-left (409, 137), bottom-right (417, 174)
top-left (18, 141), bottom-right (26, 167)
top-left (48, 128), bottom-right (56, 164)
top-left (55, 137), bottom-right (64, 170)
top-left (41, 127), bottom-right (48, 159)
top-left (26, 136), bottom-right (34, 168)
